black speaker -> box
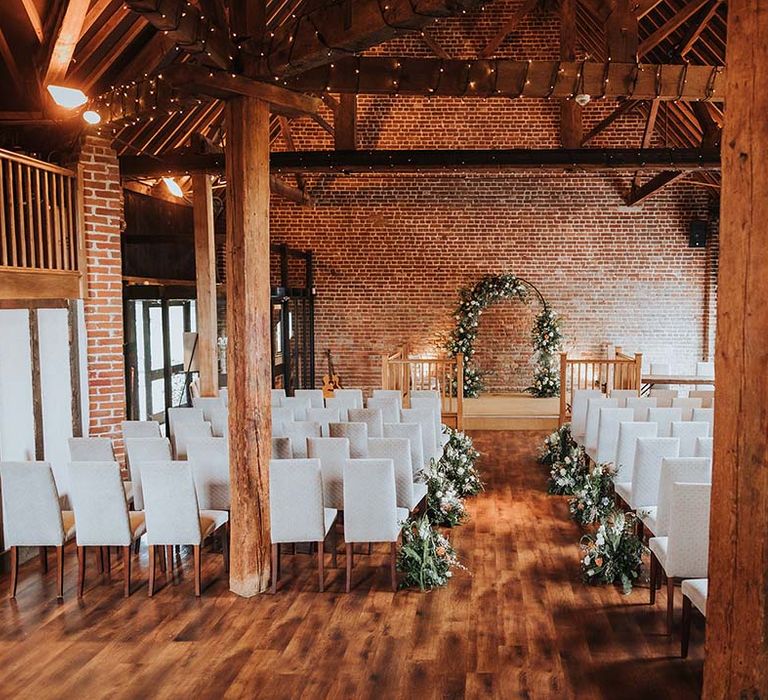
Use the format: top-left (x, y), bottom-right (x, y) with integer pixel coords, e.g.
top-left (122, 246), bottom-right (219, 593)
top-left (689, 219), bottom-right (708, 248)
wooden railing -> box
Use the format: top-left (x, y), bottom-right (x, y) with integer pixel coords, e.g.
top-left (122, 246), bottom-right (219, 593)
top-left (559, 347), bottom-right (643, 425)
top-left (382, 348), bottom-right (464, 429)
top-left (0, 149), bottom-right (84, 299)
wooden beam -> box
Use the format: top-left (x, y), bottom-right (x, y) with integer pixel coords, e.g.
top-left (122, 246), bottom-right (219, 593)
top-left (635, 0), bottom-right (664, 18)
top-left (625, 169), bottom-right (687, 205)
top-left (631, 99), bottom-right (660, 190)
top-left (278, 116), bottom-right (307, 191)
top-left (192, 174), bottom-right (218, 397)
top-left (678, 0), bottom-right (721, 56)
top-left (560, 0), bottom-right (582, 148)
top-left (480, 0), bottom-right (539, 58)
top-left (605, 0), bottom-right (638, 62)
top-left (637, 0), bottom-right (711, 58)
top-left (704, 2), bottom-right (768, 693)
top-left (581, 99), bottom-right (637, 145)
top-left (42, 0), bottom-right (89, 85)
top-left (334, 94), bottom-right (357, 150)
top-left (262, 0), bottom-right (485, 77)
top-left (225, 95), bottom-right (272, 597)
top-left (284, 58), bottom-right (726, 102)
top-left (20, 0), bottom-right (45, 43)
top-left (420, 29), bottom-right (451, 59)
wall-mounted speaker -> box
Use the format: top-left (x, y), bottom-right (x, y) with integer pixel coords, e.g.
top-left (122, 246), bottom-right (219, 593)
top-left (689, 219), bottom-right (708, 248)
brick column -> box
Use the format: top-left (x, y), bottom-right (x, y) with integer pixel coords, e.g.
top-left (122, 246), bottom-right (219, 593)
top-left (75, 135), bottom-right (126, 448)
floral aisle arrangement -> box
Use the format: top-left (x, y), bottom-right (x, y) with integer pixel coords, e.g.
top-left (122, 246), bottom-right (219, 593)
top-left (439, 427), bottom-right (484, 496)
top-left (444, 273), bottom-right (563, 398)
top-left (568, 463), bottom-right (617, 526)
top-left (539, 424), bottom-right (588, 495)
top-left (424, 459), bottom-right (467, 527)
top-left (580, 511), bottom-right (646, 594)
top-left (539, 423), bottom-right (575, 467)
top-left (397, 514), bottom-right (465, 591)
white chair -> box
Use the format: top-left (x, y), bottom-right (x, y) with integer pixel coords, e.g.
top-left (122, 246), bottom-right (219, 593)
top-left (383, 422), bottom-right (425, 478)
top-left (367, 396), bottom-right (400, 425)
top-left (0, 461), bottom-right (76, 599)
top-left (409, 397), bottom-right (442, 454)
top-left (68, 437), bottom-right (115, 461)
top-left (280, 396), bottom-right (312, 422)
top-left (141, 461), bottom-right (229, 597)
top-left (324, 397), bottom-right (348, 421)
top-left (306, 407), bottom-right (341, 437)
top-left (591, 407), bottom-right (634, 464)
top-left (691, 408), bottom-right (714, 431)
top-left (188, 437), bottom-right (230, 510)
top-left (584, 398), bottom-right (619, 450)
top-left (294, 389), bottom-right (325, 409)
top-left (400, 407), bottom-right (438, 463)
top-left (372, 389), bottom-right (403, 408)
top-left (329, 422), bottom-right (369, 458)
top-left (626, 396), bottom-right (658, 421)
top-left (609, 389), bottom-right (638, 408)
top-left (192, 396), bottom-right (225, 422)
top-left (124, 437), bottom-right (172, 510)
top-left (647, 407), bottom-right (683, 438)
top-left (342, 459), bottom-right (408, 592)
top-left (219, 388), bottom-right (228, 406)
top-left (570, 389), bottom-right (603, 438)
top-left (613, 421), bottom-right (658, 497)
top-left (681, 578), bottom-right (708, 658)
top-left (626, 437), bottom-right (680, 511)
top-left (121, 420), bottom-right (162, 439)
top-left (348, 408), bottom-right (384, 438)
top-left (649, 482), bottom-right (711, 632)
top-left (672, 397), bottom-right (703, 422)
top-left (271, 436), bottom-right (293, 460)
top-left (284, 421), bottom-right (322, 459)
top-left (307, 437), bottom-right (350, 510)
top-left (640, 457), bottom-right (711, 536)
top-left (649, 388), bottom-right (678, 407)
top-left (209, 406), bottom-right (228, 438)
top-left (68, 461), bottom-right (146, 598)
top-left (671, 422), bottom-right (710, 458)
top-left (368, 437), bottom-right (427, 511)
top-left (694, 436), bottom-right (713, 459)
top-left (174, 421), bottom-right (213, 460)
top-left (410, 390), bottom-right (447, 447)
top-left (695, 361), bottom-right (714, 391)
top-left (271, 389), bottom-right (286, 406)
top-left (167, 407), bottom-right (205, 439)
top-left (688, 390), bottom-right (715, 408)
top-left (272, 406), bottom-right (295, 437)
top-left (269, 459), bottom-right (338, 593)
top-left (331, 389), bottom-right (364, 414)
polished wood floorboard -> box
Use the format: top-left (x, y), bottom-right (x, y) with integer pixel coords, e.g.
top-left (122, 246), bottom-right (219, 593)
top-left (0, 431), bottom-right (704, 699)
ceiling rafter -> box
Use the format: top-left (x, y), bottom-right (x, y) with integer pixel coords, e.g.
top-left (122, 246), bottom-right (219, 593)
top-left (42, 0), bottom-right (90, 85)
top-left (480, 0), bottom-right (539, 58)
top-left (19, 0), bottom-right (45, 43)
top-left (638, 0), bottom-right (711, 57)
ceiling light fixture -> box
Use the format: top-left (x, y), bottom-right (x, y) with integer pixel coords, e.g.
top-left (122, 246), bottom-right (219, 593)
top-left (83, 110), bottom-right (101, 124)
top-left (46, 85), bottom-right (88, 109)
top-left (163, 177), bottom-right (184, 198)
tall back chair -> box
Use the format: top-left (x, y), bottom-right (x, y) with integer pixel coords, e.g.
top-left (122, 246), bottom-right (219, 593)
top-left (649, 388), bottom-right (678, 407)
top-left (593, 407), bottom-right (634, 464)
top-left (609, 389), bottom-right (638, 408)
top-left (187, 437), bottom-right (230, 510)
top-left (333, 389), bottom-right (364, 411)
top-left (342, 459), bottom-right (408, 592)
top-left (192, 396), bottom-right (225, 422)
top-left (271, 389), bottom-right (286, 406)
top-left (209, 407), bottom-right (228, 438)
top-left (174, 421), bottom-right (213, 460)
top-left (647, 407), bottom-right (683, 438)
top-left (367, 437), bottom-right (425, 511)
top-left (372, 389), bottom-right (404, 408)
top-left (307, 436), bottom-right (350, 510)
top-left (272, 406), bottom-right (295, 437)
top-left (570, 389), bottom-right (602, 438)
top-left (294, 389), bottom-right (325, 408)
top-left (329, 422), bottom-right (369, 458)
top-left (121, 421), bottom-right (162, 439)
top-left (348, 408), bottom-right (384, 438)
top-left (68, 461), bottom-right (146, 597)
top-left (271, 437), bottom-right (293, 460)
top-left (167, 407), bottom-right (205, 438)
top-left (694, 436), bottom-right (714, 458)
top-left (653, 458), bottom-right (711, 537)
top-left (324, 397), bottom-right (349, 421)
top-left (672, 397), bottom-right (703, 421)
top-left (626, 396), bottom-right (658, 421)
top-left (306, 407), bottom-right (341, 437)
top-left (688, 390), bottom-right (715, 408)
top-left (629, 437), bottom-right (680, 510)
top-left (219, 388), bottom-right (228, 406)
top-left (671, 421), bottom-right (710, 458)
top-left (366, 397), bottom-right (400, 425)
top-left (269, 459), bottom-right (337, 593)
top-left (400, 407), bottom-right (438, 463)
top-left (124, 437), bottom-right (172, 509)
top-left (0, 461), bottom-right (75, 599)
top-left (691, 408), bottom-right (714, 431)
top-left (281, 396), bottom-right (312, 421)
top-left (614, 422), bottom-right (658, 503)
top-left (68, 437), bottom-right (115, 462)
top-left (584, 398), bottom-right (619, 450)
top-left (141, 461), bottom-right (229, 597)
top-left (383, 422), bottom-right (425, 478)
top-left (284, 421), bottom-right (322, 459)
top-left (409, 397), bottom-right (442, 451)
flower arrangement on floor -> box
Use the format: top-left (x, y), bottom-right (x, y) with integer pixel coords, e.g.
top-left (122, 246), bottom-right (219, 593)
top-left (568, 463), bottom-right (617, 526)
top-left (424, 459), bottom-right (468, 528)
top-left (439, 427), bottom-right (484, 496)
top-left (444, 273), bottom-right (563, 398)
top-left (397, 514), bottom-right (465, 591)
top-left (539, 423), bottom-right (574, 467)
top-left (580, 510), bottom-right (646, 594)
top-left (539, 424), bottom-right (588, 495)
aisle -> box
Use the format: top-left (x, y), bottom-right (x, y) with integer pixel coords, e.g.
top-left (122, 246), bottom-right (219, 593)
top-left (0, 431), bottom-right (703, 699)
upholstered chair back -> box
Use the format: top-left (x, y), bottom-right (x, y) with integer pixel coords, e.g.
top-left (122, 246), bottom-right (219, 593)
top-left (648, 388), bottom-right (677, 407)
top-left (383, 422), bottom-right (424, 478)
top-left (348, 408), bottom-right (384, 438)
top-left (141, 461), bottom-right (203, 545)
top-left (366, 397), bottom-right (400, 425)
top-left (307, 437), bottom-right (350, 510)
top-left (269, 459), bottom-right (327, 544)
top-left (271, 406), bottom-right (294, 437)
top-left (284, 421), bottom-right (322, 459)
top-left (271, 437), bottom-right (293, 460)
top-left (0, 461), bottom-right (66, 546)
top-left (630, 437), bottom-right (680, 509)
top-left (691, 408), bottom-right (714, 431)
top-left (187, 437), bottom-right (230, 510)
top-left (655, 458), bottom-right (712, 537)
top-left (608, 389), bottom-right (638, 408)
top-left (331, 389), bottom-right (364, 413)
top-left (372, 389), bottom-right (404, 408)
top-left (595, 407), bottom-right (634, 464)
top-left (400, 408), bottom-right (437, 462)
top-left (323, 397), bottom-right (348, 421)
top-left (294, 389), bottom-right (325, 408)
top-left (647, 407), bottom-right (683, 438)
top-left (306, 407), bottom-right (341, 437)
top-left (614, 422), bottom-right (658, 483)
top-left (271, 389), bottom-right (286, 406)
top-left (68, 461), bottom-right (132, 546)
top-left (174, 421), bottom-right (213, 460)
top-left (343, 459), bottom-right (401, 543)
top-left (191, 396), bottom-right (225, 422)
top-left (121, 420), bottom-right (162, 439)
top-left (671, 397), bottom-right (703, 421)
top-left (626, 396), bottom-right (658, 421)
top-left (694, 436), bottom-right (713, 459)
top-left (124, 437), bottom-right (172, 509)
top-left (367, 438), bottom-right (414, 510)
top-left (665, 482), bottom-right (712, 578)
top-left (280, 396), bottom-right (312, 421)
top-left (209, 407), bottom-right (228, 438)
top-left (167, 407), bottom-right (205, 438)
top-left (68, 437), bottom-right (114, 462)
top-left (671, 421), bottom-right (710, 458)
top-left (409, 397), bottom-right (442, 449)
top-left (219, 388), bottom-right (228, 406)
top-left (688, 390), bottom-right (715, 408)
top-left (329, 422), bottom-right (369, 458)
top-left (583, 398), bottom-right (619, 450)
top-left (570, 389), bottom-right (602, 437)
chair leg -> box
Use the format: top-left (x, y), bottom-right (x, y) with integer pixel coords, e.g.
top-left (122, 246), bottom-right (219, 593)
top-left (666, 577), bottom-right (675, 634)
top-left (390, 542), bottom-right (398, 592)
top-left (103, 546), bottom-right (111, 575)
top-left (681, 595), bottom-right (692, 658)
top-left (77, 546), bottom-right (86, 598)
top-left (123, 546), bottom-right (132, 598)
top-left (148, 545), bottom-right (156, 597)
top-left (39, 546), bottom-right (48, 574)
top-left (97, 546), bottom-right (104, 574)
top-left (193, 545), bottom-right (202, 597)
top-left (56, 546), bottom-right (64, 599)
top-left (317, 540), bottom-right (324, 593)
top-left (166, 545), bottom-right (174, 573)
top-left (345, 543), bottom-right (353, 593)
top-left (331, 526), bottom-right (338, 569)
top-left (134, 538), bottom-right (141, 555)
top-left (9, 546), bottom-right (18, 598)
top-left (222, 523), bottom-right (230, 573)
top-left (649, 552), bottom-right (658, 605)
top-left (159, 545), bottom-right (166, 573)
top-left (271, 544), bottom-right (279, 594)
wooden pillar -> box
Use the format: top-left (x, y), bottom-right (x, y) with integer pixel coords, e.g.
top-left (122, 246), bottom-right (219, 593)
top-left (559, 0), bottom-right (581, 148)
top-left (225, 96), bottom-right (272, 596)
top-left (334, 94), bottom-right (357, 150)
top-left (703, 2), bottom-right (768, 696)
top-left (192, 174), bottom-right (218, 397)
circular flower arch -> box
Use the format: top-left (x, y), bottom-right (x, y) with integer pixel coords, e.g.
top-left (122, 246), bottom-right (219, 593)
top-left (445, 274), bottom-right (563, 398)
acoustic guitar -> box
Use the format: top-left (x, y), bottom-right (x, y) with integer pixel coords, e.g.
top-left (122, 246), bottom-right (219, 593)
top-left (322, 350), bottom-right (342, 397)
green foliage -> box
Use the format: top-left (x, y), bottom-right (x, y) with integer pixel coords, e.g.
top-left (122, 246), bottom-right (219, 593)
top-left (424, 459), bottom-right (468, 528)
top-left (439, 427), bottom-right (483, 497)
top-left (397, 514), bottom-right (464, 591)
top-left (568, 462), bottom-right (617, 526)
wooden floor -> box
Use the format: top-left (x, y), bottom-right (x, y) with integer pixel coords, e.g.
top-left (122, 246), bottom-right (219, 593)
top-left (0, 431), bottom-right (704, 699)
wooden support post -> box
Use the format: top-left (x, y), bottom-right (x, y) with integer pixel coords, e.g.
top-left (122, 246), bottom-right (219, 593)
top-left (559, 0), bottom-right (581, 148)
top-left (704, 2), bottom-right (768, 695)
top-left (225, 96), bottom-right (272, 597)
top-left (192, 174), bottom-right (218, 397)
top-left (559, 352), bottom-right (568, 426)
top-left (334, 94), bottom-right (357, 150)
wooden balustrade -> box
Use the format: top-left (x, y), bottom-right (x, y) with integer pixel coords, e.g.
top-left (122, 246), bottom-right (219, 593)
top-left (381, 348), bottom-right (464, 429)
top-left (559, 348), bottom-right (643, 425)
top-left (0, 149), bottom-right (84, 299)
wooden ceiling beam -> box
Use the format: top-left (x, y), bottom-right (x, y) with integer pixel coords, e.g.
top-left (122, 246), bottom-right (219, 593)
top-left (420, 29), bottom-right (451, 59)
top-left (480, 0), bottom-right (539, 58)
top-left (638, 0), bottom-right (711, 58)
top-left (635, 0), bottom-right (664, 18)
top-left (605, 0), bottom-right (638, 62)
top-left (626, 169), bottom-right (689, 206)
top-left (20, 0), bottom-right (45, 43)
top-left (43, 0), bottom-right (90, 85)
top-left (581, 99), bottom-right (637, 145)
top-left (560, 0), bottom-right (581, 148)
top-left (678, 0), bottom-right (721, 56)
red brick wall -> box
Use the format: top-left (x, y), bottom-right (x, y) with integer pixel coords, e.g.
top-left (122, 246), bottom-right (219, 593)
top-left (76, 135), bottom-right (126, 446)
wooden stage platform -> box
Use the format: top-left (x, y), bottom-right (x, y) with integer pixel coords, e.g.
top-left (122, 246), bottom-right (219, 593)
top-left (462, 393), bottom-right (559, 431)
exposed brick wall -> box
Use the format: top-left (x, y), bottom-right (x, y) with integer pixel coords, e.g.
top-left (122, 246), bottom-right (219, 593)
top-left (76, 135), bottom-right (126, 448)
